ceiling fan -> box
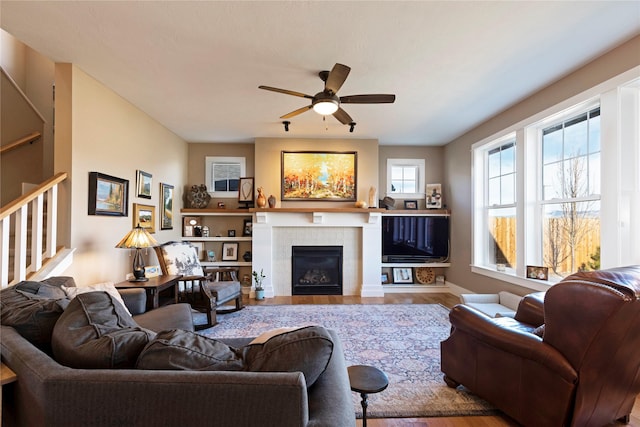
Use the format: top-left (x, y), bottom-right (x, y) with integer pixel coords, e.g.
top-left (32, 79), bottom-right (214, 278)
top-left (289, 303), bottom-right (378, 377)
top-left (258, 63), bottom-right (396, 128)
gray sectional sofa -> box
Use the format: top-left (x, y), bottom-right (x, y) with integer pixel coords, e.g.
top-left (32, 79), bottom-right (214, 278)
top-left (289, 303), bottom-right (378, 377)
top-left (1, 277), bottom-right (355, 427)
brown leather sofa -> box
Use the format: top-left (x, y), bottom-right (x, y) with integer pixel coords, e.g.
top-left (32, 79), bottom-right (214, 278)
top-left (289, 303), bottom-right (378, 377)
top-left (441, 266), bottom-right (640, 427)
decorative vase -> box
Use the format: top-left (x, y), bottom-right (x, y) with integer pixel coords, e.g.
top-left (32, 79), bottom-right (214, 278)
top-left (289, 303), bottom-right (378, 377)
top-left (255, 288), bottom-right (265, 300)
top-left (268, 194), bottom-right (276, 208)
top-left (187, 184), bottom-right (211, 209)
top-left (256, 187), bottom-right (267, 208)
top-left (242, 251), bottom-right (252, 262)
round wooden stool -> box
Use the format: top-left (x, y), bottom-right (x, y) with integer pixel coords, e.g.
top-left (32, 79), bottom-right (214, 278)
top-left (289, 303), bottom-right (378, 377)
top-left (347, 365), bottom-right (389, 427)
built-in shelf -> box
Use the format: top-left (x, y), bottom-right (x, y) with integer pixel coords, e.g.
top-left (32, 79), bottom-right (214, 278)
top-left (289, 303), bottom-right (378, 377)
top-left (186, 236), bottom-right (251, 242)
top-left (202, 261), bottom-right (252, 267)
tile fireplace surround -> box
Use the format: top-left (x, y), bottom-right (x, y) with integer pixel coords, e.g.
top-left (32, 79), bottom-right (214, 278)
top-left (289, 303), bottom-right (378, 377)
top-left (252, 209), bottom-right (384, 298)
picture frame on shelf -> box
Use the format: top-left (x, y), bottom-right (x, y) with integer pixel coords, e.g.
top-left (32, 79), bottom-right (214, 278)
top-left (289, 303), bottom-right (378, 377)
top-left (243, 219), bottom-right (252, 236)
top-left (238, 177), bottom-right (254, 204)
top-left (392, 267), bottom-right (413, 284)
top-left (403, 200), bottom-right (418, 210)
top-left (133, 203), bottom-right (155, 233)
top-left (281, 151), bottom-right (357, 201)
top-left (426, 183), bottom-right (442, 209)
top-left (160, 183), bottom-right (174, 230)
top-left (190, 241), bottom-right (205, 261)
top-left (222, 242), bottom-right (239, 261)
top-left (88, 172), bottom-right (128, 216)
top-left (136, 170), bottom-right (152, 199)
top-left (183, 216), bottom-right (200, 237)
top-left (228, 230), bottom-right (236, 237)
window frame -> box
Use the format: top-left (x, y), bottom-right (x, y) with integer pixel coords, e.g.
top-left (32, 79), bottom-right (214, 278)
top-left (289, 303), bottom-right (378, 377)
top-left (205, 156), bottom-right (246, 198)
top-left (471, 68), bottom-right (640, 291)
top-left (386, 158), bottom-right (425, 199)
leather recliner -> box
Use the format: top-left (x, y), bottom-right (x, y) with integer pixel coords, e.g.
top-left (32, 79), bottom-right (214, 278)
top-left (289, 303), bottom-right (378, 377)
top-left (441, 266), bottom-right (640, 427)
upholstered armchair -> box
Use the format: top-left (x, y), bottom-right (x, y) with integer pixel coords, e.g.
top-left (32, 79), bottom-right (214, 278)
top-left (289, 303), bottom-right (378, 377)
top-left (441, 266), bottom-right (640, 427)
top-left (154, 241), bottom-right (243, 328)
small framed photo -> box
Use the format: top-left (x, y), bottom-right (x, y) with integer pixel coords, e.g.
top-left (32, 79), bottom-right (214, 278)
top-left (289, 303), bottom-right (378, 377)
top-left (133, 203), bottom-right (155, 233)
top-left (228, 229), bottom-right (236, 237)
top-left (404, 200), bottom-right (418, 210)
top-left (526, 265), bottom-right (549, 281)
top-left (393, 267), bottom-right (413, 284)
top-left (190, 241), bottom-right (204, 261)
top-left (238, 177), bottom-right (255, 203)
top-left (183, 216), bottom-right (200, 237)
top-left (136, 170), bottom-right (152, 199)
top-left (222, 242), bottom-right (239, 261)
top-left (243, 218), bottom-right (252, 236)
top-left (426, 183), bottom-right (442, 209)
top-left (381, 272), bottom-right (389, 284)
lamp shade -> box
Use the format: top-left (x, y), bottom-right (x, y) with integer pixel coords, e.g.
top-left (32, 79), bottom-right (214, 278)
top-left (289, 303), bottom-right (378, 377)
top-left (116, 224), bottom-right (158, 249)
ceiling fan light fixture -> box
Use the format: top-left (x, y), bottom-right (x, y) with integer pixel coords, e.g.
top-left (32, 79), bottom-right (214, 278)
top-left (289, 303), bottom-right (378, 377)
top-left (312, 99), bottom-right (339, 115)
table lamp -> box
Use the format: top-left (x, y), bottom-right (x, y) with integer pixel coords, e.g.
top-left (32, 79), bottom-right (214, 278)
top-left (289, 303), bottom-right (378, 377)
top-left (116, 224), bottom-right (158, 282)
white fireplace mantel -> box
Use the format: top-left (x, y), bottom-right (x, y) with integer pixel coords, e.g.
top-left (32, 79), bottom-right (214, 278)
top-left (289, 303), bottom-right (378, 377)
top-left (251, 209), bottom-right (384, 297)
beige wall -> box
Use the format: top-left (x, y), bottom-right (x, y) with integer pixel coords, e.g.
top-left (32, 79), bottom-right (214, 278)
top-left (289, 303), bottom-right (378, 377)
top-left (378, 145), bottom-right (445, 210)
top-left (444, 34), bottom-right (640, 295)
top-left (186, 142), bottom-right (255, 208)
top-left (255, 137), bottom-right (379, 208)
top-left (56, 65), bottom-right (188, 285)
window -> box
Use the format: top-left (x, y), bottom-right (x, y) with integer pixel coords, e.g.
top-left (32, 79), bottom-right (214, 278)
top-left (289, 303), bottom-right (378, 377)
top-left (205, 157), bottom-right (246, 198)
top-left (486, 139), bottom-right (517, 268)
top-left (541, 108), bottom-right (601, 278)
top-left (472, 70), bottom-right (639, 290)
top-left (386, 159), bottom-right (425, 198)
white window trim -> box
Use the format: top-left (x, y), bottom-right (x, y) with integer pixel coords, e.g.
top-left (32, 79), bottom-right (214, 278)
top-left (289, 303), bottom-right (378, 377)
top-left (205, 156), bottom-right (246, 198)
top-left (386, 158), bottom-right (426, 199)
top-left (471, 66), bottom-right (640, 291)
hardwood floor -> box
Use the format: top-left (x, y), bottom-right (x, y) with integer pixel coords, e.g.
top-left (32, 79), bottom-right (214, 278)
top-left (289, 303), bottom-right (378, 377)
top-left (243, 293), bottom-right (639, 427)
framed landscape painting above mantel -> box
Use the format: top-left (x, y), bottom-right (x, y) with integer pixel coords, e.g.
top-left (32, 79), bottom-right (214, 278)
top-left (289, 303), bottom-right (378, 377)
top-left (281, 151), bottom-right (357, 201)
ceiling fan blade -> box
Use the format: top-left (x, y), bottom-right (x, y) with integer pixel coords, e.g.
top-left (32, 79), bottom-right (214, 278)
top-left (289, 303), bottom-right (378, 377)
top-left (332, 107), bottom-right (353, 125)
top-left (324, 63), bottom-right (351, 94)
top-left (340, 94), bottom-right (396, 104)
top-left (259, 86), bottom-right (313, 99)
top-left (280, 105), bottom-right (313, 119)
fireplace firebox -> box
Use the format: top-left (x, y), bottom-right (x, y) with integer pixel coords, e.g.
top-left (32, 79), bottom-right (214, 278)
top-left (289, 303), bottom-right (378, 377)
top-left (291, 246), bottom-right (343, 295)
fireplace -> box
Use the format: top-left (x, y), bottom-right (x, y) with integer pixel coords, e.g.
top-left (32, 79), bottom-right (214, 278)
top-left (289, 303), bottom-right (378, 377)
top-left (291, 246), bottom-right (343, 295)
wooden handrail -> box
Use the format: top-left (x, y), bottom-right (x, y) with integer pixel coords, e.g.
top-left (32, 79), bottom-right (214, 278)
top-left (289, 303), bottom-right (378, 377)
top-left (0, 172), bottom-right (68, 220)
top-left (0, 131), bottom-right (42, 155)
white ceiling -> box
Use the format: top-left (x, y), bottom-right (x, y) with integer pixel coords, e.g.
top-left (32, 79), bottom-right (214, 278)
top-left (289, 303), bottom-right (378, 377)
top-left (2, 1), bottom-right (639, 146)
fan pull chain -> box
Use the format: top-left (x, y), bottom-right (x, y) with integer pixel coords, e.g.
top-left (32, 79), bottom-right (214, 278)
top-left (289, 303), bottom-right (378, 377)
top-left (324, 116), bottom-right (328, 131)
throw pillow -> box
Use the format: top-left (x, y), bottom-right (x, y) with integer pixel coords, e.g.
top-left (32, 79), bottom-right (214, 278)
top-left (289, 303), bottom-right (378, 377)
top-left (51, 292), bottom-right (155, 368)
top-left (62, 281), bottom-right (131, 315)
top-left (243, 325), bottom-right (334, 388)
top-left (136, 329), bottom-right (245, 371)
top-left (0, 280), bottom-right (71, 352)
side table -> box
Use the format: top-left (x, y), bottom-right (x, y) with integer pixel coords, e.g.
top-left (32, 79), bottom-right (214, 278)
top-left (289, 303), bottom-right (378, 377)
top-left (115, 274), bottom-right (182, 311)
top-left (347, 365), bottom-right (389, 427)
top-left (1, 363), bottom-right (17, 426)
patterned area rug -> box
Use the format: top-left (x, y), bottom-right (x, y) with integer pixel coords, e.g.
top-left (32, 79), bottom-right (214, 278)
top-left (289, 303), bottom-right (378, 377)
top-left (197, 304), bottom-right (496, 419)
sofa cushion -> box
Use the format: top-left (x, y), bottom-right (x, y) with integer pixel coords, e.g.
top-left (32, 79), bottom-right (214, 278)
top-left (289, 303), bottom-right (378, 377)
top-left (62, 281), bottom-right (131, 315)
top-left (0, 279), bottom-right (72, 351)
top-left (136, 329), bottom-right (245, 371)
top-left (243, 325), bottom-right (334, 387)
top-left (51, 292), bottom-right (155, 368)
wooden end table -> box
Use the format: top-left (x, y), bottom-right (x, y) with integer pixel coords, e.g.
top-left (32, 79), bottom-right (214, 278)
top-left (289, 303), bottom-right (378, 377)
top-left (115, 274), bottom-right (182, 311)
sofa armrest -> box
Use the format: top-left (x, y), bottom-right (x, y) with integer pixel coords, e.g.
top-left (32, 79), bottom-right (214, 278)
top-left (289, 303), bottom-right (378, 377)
top-left (448, 305), bottom-right (576, 382)
top-left (117, 288), bottom-right (147, 315)
top-left (514, 291), bottom-right (545, 326)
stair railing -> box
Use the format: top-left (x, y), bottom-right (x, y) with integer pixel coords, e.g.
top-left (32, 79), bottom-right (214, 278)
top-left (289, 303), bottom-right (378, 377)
top-left (0, 172), bottom-right (68, 287)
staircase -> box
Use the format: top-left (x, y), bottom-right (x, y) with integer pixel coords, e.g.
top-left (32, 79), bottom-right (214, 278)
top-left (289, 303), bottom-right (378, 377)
top-left (0, 172), bottom-right (74, 287)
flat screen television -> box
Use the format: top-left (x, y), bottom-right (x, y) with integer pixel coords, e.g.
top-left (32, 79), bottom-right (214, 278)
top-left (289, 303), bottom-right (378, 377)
top-left (382, 216), bottom-right (450, 263)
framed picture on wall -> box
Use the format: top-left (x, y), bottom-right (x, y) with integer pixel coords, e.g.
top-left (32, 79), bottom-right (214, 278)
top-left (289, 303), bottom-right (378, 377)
top-left (88, 172), bottom-right (129, 216)
top-left (281, 151), bottom-right (357, 201)
top-left (160, 183), bottom-right (174, 230)
top-left (133, 203), bottom-right (155, 233)
top-left (136, 170), bottom-right (152, 199)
